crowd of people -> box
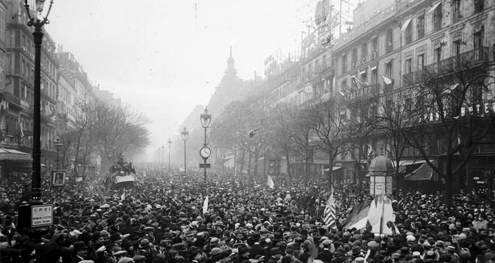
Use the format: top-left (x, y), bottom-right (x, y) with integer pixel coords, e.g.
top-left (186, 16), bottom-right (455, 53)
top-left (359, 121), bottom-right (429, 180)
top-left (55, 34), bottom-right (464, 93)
top-left (0, 166), bottom-right (494, 263)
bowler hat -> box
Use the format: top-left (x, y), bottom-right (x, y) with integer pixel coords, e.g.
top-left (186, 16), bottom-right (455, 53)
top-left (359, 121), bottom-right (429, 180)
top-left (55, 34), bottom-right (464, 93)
top-left (238, 246), bottom-right (249, 255)
top-left (138, 238), bottom-right (151, 249)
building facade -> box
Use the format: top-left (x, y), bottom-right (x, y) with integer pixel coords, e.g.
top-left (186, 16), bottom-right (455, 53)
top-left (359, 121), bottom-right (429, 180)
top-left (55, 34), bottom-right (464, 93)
top-left (264, 0), bottom-right (495, 193)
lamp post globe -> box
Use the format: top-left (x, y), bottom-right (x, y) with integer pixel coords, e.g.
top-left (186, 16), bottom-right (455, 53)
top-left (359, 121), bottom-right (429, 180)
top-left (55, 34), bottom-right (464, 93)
top-left (200, 107), bottom-right (212, 128)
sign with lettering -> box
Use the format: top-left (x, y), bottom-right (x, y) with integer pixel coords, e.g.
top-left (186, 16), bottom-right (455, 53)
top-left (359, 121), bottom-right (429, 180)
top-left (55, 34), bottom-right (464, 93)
top-left (31, 205), bottom-right (53, 227)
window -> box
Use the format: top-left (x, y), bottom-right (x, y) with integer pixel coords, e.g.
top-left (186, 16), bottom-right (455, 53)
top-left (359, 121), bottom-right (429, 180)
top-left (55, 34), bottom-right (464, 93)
top-left (385, 60), bottom-right (393, 92)
top-left (453, 40), bottom-right (461, 66)
top-left (371, 37), bottom-right (378, 59)
top-left (433, 3), bottom-right (442, 32)
top-left (405, 21), bottom-right (413, 44)
top-left (341, 79), bottom-right (348, 93)
top-left (352, 48), bottom-right (358, 68)
top-left (417, 54), bottom-right (425, 70)
top-left (371, 67), bottom-right (378, 84)
top-left (435, 47), bottom-right (442, 63)
top-left (0, 10), bottom-right (5, 44)
top-left (452, 0), bottom-right (461, 23)
top-left (474, 27), bottom-right (484, 61)
top-left (385, 60), bottom-right (393, 78)
top-left (341, 53), bottom-right (347, 74)
top-left (417, 12), bottom-right (425, 39)
top-left (474, 0), bottom-right (484, 13)
top-left (404, 58), bottom-right (413, 86)
top-left (386, 29), bottom-right (393, 53)
top-left (361, 71), bottom-right (368, 95)
top-left (405, 58), bottom-right (412, 74)
top-left (362, 42), bottom-right (368, 63)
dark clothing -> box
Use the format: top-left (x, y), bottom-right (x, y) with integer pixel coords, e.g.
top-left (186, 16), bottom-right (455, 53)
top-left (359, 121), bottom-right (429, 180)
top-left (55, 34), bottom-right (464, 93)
top-left (317, 249), bottom-right (333, 263)
top-left (249, 244), bottom-right (268, 259)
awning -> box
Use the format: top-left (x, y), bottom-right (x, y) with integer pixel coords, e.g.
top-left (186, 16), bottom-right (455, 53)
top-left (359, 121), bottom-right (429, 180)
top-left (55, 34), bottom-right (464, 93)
top-left (401, 18), bottom-right (412, 31)
top-left (404, 162), bottom-right (435, 181)
top-left (394, 159), bottom-right (426, 167)
top-left (323, 167), bottom-right (343, 172)
top-left (0, 148), bottom-right (31, 161)
top-left (427, 2), bottom-right (441, 13)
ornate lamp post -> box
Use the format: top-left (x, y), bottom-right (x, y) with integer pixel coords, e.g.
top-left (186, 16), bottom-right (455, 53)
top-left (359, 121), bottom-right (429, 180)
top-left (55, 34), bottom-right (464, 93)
top-left (17, 0), bottom-right (55, 245)
top-left (54, 136), bottom-right (63, 170)
top-left (26, 0), bottom-right (54, 203)
top-left (199, 108), bottom-right (212, 189)
top-left (181, 127), bottom-right (189, 178)
top-left (161, 145), bottom-right (165, 167)
top-left (167, 138), bottom-right (172, 172)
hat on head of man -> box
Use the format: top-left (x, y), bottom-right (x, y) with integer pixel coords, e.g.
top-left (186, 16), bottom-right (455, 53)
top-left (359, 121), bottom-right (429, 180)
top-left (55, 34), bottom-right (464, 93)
top-left (74, 241), bottom-right (87, 252)
top-left (238, 245), bottom-right (249, 255)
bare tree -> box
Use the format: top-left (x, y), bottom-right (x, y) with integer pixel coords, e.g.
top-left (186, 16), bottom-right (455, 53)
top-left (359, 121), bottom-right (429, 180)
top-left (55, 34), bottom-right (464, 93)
top-left (399, 51), bottom-right (495, 205)
top-left (305, 96), bottom-right (347, 188)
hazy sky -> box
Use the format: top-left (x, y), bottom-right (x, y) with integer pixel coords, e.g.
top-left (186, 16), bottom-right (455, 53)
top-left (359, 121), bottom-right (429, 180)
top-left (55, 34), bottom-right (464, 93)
top-left (46, 0), bottom-right (313, 159)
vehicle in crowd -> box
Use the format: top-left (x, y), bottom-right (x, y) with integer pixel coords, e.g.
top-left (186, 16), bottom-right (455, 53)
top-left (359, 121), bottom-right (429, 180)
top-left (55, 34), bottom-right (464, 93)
top-left (105, 153), bottom-right (136, 190)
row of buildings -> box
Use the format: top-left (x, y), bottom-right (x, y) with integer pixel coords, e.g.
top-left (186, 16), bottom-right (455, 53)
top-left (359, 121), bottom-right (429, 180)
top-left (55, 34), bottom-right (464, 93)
top-left (0, 1), bottom-right (118, 183)
top-left (257, 0), bottom-right (494, 193)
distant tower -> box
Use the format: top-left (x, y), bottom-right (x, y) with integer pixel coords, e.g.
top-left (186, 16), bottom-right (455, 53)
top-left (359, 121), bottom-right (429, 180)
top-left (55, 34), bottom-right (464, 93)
top-left (225, 46), bottom-right (237, 75)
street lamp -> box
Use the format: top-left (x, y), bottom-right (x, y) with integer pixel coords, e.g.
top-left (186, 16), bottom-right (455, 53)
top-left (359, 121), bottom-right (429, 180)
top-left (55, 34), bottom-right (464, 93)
top-left (181, 127), bottom-right (189, 178)
top-left (161, 145), bottom-right (165, 167)
top-left (199, 107), bottom-right (212, 188)
top-left (54, 136), bottom-right (63, 170)
top-left (26, 0), bottom-right (54, 203)
top-left (17, 0), bottom-right (55, 244)
top-left (167, 138), bottom-right (172, 172)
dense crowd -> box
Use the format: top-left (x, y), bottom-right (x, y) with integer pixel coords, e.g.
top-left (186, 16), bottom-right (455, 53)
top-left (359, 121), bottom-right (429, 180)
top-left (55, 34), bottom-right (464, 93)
top-left (0, 167), bottom-right (494, 263)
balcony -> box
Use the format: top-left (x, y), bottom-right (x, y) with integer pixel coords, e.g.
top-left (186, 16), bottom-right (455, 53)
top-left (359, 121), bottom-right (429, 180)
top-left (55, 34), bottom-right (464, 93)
top-left (404, 47), bottom-right (491, 87)
top-left (4, 92), bottom-right (21, 107)
top-left (347, 83), bottom-right (381, 102)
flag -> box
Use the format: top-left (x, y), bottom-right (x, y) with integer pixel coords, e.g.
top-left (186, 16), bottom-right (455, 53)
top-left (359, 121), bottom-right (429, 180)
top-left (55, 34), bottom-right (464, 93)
top-left (382, 75), bottom-right (393, 85)
top-left (367, 194), bottom-right (399, 235)
top-left (344, 200), bottom-right (370, 230)
top-left (323, 190), bottom-right (337, 229)
top-left (267, 175), bottom-right (275, 189)
top-left (19, 122), bottom-right (24, 138)
top-left (121, 189), bottom-right (126, 201)
top-left (202, 195), bottom-right (209, 214)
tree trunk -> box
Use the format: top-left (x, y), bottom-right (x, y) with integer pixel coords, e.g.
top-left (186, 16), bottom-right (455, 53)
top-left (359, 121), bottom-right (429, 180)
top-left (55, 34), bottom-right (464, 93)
top-left (253, 148), bottom-right (259, 180)
top-left (328, 149), bottom-right (333, 189)
top-left (445, 154), bottom-right (454, 207)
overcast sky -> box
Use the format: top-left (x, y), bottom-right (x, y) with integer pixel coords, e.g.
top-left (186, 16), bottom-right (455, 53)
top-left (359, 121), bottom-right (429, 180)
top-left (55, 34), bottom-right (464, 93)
top-left (46, 0), bottom-right (313, 160)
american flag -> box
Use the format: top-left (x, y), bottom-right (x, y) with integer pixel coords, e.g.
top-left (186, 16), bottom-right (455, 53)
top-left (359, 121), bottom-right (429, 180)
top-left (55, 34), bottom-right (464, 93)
top-left (323, 189), bottom-right (338, 229)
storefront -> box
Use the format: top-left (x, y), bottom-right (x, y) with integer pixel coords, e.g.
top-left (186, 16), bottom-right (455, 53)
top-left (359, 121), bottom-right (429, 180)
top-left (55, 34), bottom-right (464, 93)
top-left (0, 147), bottom-right (32, 185)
